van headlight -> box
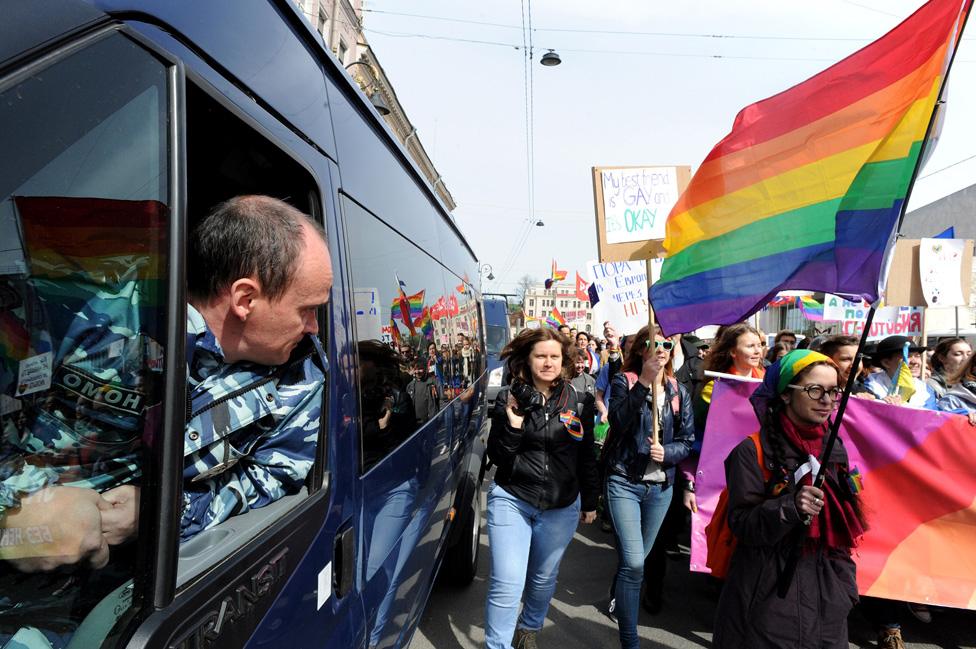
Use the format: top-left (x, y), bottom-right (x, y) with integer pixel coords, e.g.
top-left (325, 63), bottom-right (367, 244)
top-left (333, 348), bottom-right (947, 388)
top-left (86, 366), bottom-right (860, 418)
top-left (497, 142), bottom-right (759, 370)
top-left (488, 366), bottom-right (503, 387)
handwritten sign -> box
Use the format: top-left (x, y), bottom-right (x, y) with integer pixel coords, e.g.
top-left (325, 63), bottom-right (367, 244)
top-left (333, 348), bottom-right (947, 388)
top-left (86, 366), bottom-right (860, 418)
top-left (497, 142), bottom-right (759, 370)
top-left (600, 167), bottom-right (680, 244)
top-left (587, 259), bottom-right (663, 335)
top-left (919, 238), bottom-right (966, 306)
top-left (823, 294), bottom-right (923, 340)
top-left (354, 288), bottom-right (382, 341)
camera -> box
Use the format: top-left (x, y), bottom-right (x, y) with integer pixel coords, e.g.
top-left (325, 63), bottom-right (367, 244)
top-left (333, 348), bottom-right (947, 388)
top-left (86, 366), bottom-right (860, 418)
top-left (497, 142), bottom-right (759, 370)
top-left (509, 380), bottom-right (544, 414)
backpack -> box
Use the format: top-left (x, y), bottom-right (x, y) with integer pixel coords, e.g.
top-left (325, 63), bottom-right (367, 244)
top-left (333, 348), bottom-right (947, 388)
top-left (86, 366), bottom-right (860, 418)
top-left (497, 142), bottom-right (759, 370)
top-left (704, 431), bottom-right (772, 579)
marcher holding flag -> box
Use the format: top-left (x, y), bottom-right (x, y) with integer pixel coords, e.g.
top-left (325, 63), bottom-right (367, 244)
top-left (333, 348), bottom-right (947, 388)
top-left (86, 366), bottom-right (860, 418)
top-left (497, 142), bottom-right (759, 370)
top-left (863, 336), bottom-right (937, 409)
top-left (713, 350), bottom-right (867, 649)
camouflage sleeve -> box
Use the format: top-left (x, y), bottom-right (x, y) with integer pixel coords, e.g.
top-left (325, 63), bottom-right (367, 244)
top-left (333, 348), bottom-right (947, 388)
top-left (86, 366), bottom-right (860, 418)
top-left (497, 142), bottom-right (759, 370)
top-left (180, 365), bottom-right (324, 541)
top-left (0, 461), bottom-right (59, 513)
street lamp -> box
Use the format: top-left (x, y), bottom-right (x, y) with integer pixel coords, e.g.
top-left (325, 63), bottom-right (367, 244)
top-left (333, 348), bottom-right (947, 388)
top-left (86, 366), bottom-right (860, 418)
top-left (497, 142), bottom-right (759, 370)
top-left (480, 263), bottom-right (495, 281)
top-left (540, 49), bottom-right (561, 66)
top-left (535, 219), bottom-right (544, 227)
top-left (345, 60), bottom-right (391, 116)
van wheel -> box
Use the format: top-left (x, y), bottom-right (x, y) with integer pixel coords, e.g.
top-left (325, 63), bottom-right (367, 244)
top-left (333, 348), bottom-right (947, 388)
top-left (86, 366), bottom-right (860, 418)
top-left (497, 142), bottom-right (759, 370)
top-left (443, 485), bottom-right (482, 586)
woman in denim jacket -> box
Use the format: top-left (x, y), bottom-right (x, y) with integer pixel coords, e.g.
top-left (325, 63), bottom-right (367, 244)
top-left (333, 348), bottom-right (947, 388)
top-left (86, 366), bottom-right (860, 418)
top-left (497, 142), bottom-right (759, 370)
top-left (604, 325), bottom-right (694, 649)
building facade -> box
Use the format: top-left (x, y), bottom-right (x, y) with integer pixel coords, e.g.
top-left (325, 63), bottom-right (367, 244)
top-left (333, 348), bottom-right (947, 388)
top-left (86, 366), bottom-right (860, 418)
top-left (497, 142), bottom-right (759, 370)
top-left (523, 285), bottom-right (595, 332)
top-left (294, 0), bottom-right (456, 211)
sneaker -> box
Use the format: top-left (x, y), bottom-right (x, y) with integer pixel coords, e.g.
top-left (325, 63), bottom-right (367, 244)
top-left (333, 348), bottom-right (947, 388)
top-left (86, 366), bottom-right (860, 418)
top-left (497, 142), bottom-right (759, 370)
top-left (605, 597), bottom-right (617, 624)
top-left (513, 628), bottom-right (538, 649)
top-left (878, 627), bottom-right (905, 649)
top-left (906, 603), bottom-right (932, 623)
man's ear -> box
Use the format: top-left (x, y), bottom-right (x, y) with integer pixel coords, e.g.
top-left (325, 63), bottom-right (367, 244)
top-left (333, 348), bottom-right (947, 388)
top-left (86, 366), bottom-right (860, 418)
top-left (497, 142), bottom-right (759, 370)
top-left (229, 278), bottom-right (261, 322)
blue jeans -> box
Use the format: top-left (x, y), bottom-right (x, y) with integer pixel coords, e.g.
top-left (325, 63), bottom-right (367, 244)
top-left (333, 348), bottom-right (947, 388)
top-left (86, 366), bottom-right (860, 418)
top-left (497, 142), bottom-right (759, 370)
top-left (605, 475), bottom-right (673, 649)
top-left (484, 483), bottom-right (581, 649)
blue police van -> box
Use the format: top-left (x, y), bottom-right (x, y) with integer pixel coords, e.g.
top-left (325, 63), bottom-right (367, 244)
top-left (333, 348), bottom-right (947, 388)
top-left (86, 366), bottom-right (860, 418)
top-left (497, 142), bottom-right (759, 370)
top-left (0, 1), bottom-right (488, 647)
top-left (483, 295), bottom-right (511, 405)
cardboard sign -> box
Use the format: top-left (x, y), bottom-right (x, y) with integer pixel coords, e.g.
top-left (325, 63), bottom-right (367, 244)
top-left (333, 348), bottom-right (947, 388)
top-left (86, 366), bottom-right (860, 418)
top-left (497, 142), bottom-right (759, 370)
top-left (592, 165), bottom-right (692, 263)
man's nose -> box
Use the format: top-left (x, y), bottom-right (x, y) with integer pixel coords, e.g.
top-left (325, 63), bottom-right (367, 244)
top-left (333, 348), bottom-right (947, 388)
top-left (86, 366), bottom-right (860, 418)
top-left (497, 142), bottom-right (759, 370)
top-left (304, 310), bottom-right (319, 335)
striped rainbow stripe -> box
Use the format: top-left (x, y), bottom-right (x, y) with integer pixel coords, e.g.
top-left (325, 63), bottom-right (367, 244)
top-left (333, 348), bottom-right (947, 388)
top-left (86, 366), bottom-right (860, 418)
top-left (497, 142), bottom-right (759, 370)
top-left (651, 0), bottom-right (971, 335)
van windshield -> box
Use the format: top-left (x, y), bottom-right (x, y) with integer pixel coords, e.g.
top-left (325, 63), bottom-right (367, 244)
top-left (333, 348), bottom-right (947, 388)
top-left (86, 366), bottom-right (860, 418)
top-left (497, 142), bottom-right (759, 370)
top-left (486, 324), bottom-right (508, 356)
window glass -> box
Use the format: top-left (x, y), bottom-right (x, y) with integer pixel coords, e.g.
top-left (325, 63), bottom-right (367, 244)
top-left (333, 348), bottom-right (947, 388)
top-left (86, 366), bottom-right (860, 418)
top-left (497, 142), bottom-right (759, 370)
top-left (343, 197), bottom-right (448, 471)
top-left (176, 81), bottom-right (328, 584)
top-left (0, 32), bottom-right (169, 646)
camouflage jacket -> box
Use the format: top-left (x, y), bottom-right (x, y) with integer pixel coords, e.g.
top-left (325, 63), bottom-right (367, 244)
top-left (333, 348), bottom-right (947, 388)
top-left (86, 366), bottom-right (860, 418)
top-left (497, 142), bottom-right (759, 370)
top-left (1, 279), bottom-right (154, 512)
top-left (181, 306), bottom-right (327, 541)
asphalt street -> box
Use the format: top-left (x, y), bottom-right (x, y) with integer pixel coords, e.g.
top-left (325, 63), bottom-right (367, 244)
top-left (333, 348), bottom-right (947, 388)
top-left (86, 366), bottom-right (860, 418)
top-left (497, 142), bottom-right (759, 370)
top-left (410, 481), bottom-right (975, 649)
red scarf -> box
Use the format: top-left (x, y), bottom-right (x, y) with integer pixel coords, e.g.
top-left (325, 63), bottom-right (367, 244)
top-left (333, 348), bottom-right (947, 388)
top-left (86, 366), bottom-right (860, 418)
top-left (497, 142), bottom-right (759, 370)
top-left (780, 414), bottom-right (865, 550)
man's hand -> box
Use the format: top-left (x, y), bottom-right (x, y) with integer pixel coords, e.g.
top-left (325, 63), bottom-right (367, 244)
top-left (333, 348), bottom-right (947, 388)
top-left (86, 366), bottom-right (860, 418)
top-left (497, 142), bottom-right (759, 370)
top-left (579, 510), bottom-right (597, 524)
top-left (882, 395), bottom-right (904, 406)
top-left (682, 488), bottom-right (698, 513)
top-left (98, 485), bottom-right (141, 545)
top-left (1, 486), bottom-right (109, 572)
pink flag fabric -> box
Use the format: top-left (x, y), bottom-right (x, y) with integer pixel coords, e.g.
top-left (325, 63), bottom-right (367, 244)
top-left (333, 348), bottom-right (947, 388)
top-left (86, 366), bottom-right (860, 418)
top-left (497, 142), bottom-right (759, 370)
top-left (691, 379), bottom-right (976, 609)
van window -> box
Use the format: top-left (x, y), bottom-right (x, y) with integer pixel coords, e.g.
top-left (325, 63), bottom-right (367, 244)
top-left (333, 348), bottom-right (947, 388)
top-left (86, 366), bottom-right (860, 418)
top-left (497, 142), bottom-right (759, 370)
top-left (176, 81), bottom-right (329, 584)
top-left (0, 31), bottom-right (169, 646)
top-left (342, 197), bottom-right (450, 471)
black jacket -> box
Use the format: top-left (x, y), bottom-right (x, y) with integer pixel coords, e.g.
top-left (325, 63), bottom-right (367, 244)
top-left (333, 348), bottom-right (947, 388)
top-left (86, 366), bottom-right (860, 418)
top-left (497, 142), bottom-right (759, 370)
top-left (605, 373), bottom-right (695, 484)
top-left (713, 425), bottom-right (858, 649)
top-left (488, 382), bottom-right (600, 512)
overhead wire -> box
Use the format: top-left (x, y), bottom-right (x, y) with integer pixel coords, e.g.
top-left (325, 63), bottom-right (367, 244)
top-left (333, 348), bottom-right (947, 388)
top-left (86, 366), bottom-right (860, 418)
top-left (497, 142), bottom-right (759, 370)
top-left (493, 0), bottom-right (537, 286)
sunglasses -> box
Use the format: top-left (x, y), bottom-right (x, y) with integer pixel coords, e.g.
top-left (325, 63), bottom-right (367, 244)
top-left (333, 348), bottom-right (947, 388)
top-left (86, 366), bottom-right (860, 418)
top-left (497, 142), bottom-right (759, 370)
top-left (645, 339), bottom-right (674, 351)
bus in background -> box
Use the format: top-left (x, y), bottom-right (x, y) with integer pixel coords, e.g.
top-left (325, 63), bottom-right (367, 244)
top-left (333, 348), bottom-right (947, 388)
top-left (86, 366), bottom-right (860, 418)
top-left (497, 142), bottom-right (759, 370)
top-left (0, 1), bottom-right (487, 648)
top-left (483, 294), bottom-right (513, 405)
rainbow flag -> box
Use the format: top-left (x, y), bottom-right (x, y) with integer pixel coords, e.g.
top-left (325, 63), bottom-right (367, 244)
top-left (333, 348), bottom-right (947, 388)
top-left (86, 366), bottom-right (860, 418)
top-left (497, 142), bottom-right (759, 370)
top-left (389, 318), bottom-right (402, 348)
top-left (391, 288), bottom-right (425, 335)
top-left (545, 307), bottom-right (566, 329)
top-left (692, 380), bottom-right (976, 609)
top-left (544, 259), bottom-right (567, 290)
top-left (414, 307), bottom-right (434, 340)
top-left (798, 295), bottom-right (824, 321)
top-left (650, 0), bottom-right (971, 335)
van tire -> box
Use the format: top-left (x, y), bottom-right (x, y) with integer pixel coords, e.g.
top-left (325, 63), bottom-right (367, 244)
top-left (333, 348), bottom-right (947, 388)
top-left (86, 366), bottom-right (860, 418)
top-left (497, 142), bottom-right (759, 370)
top-left (443, 485), bottom-right (482, 586)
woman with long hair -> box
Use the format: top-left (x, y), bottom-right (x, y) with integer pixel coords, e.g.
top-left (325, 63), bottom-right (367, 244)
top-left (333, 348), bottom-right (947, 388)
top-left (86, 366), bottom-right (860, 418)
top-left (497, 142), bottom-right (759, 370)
top-left (685, 324), bottom-right (766, 511)
top-left (713, 350), bottom-right (867, 648)
top-left (602, 325), bottom-right (694, 649)
top-left (927, 337), bottom-right (971, 398)
top-left (484, 328), bottom-right (599, 649)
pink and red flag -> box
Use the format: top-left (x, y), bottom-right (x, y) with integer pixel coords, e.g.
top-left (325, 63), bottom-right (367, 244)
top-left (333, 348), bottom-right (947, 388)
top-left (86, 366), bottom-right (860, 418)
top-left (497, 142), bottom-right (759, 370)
top-left (691, 379), bottom-right (976, 608)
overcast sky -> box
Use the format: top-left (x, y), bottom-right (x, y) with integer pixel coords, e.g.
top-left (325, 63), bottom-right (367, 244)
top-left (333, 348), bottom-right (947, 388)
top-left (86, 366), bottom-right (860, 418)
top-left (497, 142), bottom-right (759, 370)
top-left (362, 0), bottom-right (976, 292)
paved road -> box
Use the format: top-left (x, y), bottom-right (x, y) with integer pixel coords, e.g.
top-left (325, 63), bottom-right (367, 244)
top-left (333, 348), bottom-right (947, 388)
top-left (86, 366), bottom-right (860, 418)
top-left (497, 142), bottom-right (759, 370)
top-left (410, 482), bottom-right (975, 649)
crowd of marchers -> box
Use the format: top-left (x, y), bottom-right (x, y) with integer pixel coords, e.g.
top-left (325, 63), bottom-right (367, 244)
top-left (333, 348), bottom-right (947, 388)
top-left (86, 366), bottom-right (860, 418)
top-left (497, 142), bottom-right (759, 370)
top-left (484, 319), bottom-right (976, 649)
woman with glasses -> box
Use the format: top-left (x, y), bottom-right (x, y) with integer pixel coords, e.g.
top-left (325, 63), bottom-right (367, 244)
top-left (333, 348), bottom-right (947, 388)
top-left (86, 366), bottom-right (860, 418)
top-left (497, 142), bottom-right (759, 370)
top-left (603, 325), bottom-right (694, 649)
top-left (713, 350), bottom-right (867, 649)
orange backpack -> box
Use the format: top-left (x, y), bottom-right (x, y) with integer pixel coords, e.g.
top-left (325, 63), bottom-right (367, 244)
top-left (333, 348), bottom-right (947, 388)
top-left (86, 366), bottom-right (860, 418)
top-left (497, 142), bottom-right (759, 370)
top-left (704, 431), bottom-right (773, 579)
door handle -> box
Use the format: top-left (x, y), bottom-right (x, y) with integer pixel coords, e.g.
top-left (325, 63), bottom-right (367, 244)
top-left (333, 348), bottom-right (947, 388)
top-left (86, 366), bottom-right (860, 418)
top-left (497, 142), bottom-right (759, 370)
top-left (333, 525), bottom-right (355, 598)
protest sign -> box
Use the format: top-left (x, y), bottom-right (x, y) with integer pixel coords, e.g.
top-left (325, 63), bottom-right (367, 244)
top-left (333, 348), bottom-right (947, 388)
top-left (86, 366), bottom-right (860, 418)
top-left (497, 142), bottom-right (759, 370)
top-left (354, 288), bottom-right (382, 341)
top-left (919, 238), bottom-right (967, 306)
top-left (587, 259), bottom-right (662, 335)
top-left (691, 380), bottom-right (976, 609)
top-left (822, 294), bottom-right (923, 339)
top-left (591, 165), bottom-right (691, 263)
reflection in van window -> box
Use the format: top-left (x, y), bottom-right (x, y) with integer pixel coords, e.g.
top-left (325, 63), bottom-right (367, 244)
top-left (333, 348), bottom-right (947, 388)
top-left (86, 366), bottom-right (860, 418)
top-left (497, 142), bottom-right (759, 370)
top-left (0, 33), bottom-right (169, 648)
top-left (343, 197), bottom-right (457, 470)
